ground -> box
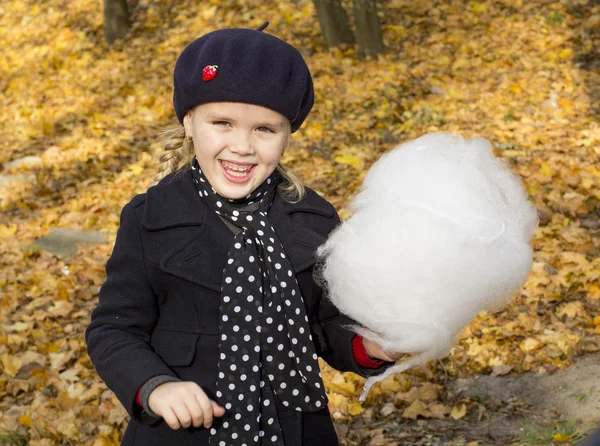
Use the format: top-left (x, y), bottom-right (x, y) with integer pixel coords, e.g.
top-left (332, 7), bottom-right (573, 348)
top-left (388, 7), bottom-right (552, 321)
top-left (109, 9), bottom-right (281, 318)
top-left (336, 353), bottom-right (600, 445)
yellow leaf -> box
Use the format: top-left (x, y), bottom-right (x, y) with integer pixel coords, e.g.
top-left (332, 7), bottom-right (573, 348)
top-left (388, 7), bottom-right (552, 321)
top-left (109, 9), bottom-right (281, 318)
top-left (305, 123), bottom-right (323, 139)
top-left (501, 150), bottom-right (527, 157)
top-left (327, 372), bottom-right (358, 395)
top-left (587, 284), bottom-right (600, 301)
top-left (348, 401), bottom-right (364, 416)
top-left (57, 419), bottom-right (80, 439)
top-left (130, 165), bottom-right (144, 175)
top-left (557, 98), bottom-right (574, 109)
top-left (471, 2), bottom-right (487, 13)
top-left (439, 56), bottom-right (451, 66)
top-left (558, 48), bottom-right (572, 59)
top-left (556, 302), bottom-right (585, 319)
top-left (402, 399), bottom-right (431, 420)
top-left (553, 433), bottom-right (570, 442)
top-left (378, 375), bottom-right (405, 394)
top-left (1, 353), bottom-right (22, 377)
top-left (327, 392), bottom-right (346, 412)
top-left (509, 84), bottom-right (522, 94)
top-left (19, 415), bottom-right (32, 427)
top-left (334, 154), bottom-right (362, 169)
top-left (57, 282), bottom-right (69, 300)
top-left (0, 224), bottom-right (18, 237)
top-left (521, 337), bottom-right (541, 353)
top-left (540, 163), bottom-right (554, 177)
top-left (450, 403), bottom-right (467, 420)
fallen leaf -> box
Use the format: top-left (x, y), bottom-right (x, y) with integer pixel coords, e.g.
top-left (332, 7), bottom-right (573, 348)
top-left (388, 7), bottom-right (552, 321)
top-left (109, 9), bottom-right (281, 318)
top-left (394, 386), bottom-right (420, 405)
top-left (1, 353), bottom-right (22, 377)
top-left (402, 399), bottom-right (431, 420)
top-left (428, 402), bottom-right (450, 419)
top-left (417, 382), bottom-right (440, 402)
top-left (334, 154), bottom-right (362, 169)
top-left (380, 402), bottom-right (396, 416)
top-left (553, 432), bottom-right (570, 442)
top-left (450, 403), bottom-right (467, 420)
top-left (491, 364), bottom-right (513, 376)
top-left (521, 337), bottom-right (541, 353)
top-left (557, 302), bottom-right (585, 319)
top-left (348, 401), bottom-right (364, 416)
top-left (19, 414), bottom-right (32, 427)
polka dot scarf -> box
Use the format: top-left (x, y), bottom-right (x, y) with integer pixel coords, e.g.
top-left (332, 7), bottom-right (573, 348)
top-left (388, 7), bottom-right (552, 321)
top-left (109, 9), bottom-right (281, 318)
top-left (191, 159), bottom-right (328, 446)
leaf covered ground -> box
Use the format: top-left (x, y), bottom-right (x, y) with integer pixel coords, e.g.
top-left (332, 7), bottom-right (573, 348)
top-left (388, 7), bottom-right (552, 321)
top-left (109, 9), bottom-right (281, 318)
top-left (0, 0), bottom-right (599, 444)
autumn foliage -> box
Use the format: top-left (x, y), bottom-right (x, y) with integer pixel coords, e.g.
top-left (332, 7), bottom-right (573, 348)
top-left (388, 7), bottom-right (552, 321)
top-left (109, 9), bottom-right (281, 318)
top-left (0, 0), bottom-right (599, 444)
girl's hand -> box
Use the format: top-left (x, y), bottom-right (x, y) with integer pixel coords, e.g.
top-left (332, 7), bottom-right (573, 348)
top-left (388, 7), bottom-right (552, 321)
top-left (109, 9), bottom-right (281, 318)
top-left (148, 381), bottom-right (226, 430)
top-left (362, 337), bottom-right (407, 362)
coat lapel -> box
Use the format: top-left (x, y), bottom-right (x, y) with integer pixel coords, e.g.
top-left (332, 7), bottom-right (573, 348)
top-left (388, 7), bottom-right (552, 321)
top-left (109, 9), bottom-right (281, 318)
top-left (141, 171), bottom-right (232, 292)
top-left (269, 194), bottom-right (327, 275)
top-left (141, 170), bottom-right (328, 292)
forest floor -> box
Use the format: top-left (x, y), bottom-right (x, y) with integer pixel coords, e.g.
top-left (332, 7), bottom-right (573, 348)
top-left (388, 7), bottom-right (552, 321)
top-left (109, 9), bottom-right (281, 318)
top-left (0, 0), bottom-right (599, 444)
top-left (336, 352), bottom-right (600, 445)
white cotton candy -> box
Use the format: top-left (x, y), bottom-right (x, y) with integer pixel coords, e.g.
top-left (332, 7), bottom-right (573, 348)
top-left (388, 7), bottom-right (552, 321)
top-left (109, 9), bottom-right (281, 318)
top-left (316, 133), bottom-right (538, 401)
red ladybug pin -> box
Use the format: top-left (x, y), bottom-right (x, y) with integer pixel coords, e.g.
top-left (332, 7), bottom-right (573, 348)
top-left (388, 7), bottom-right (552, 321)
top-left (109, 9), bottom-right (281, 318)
top-left (202, 65), bottom-right (218, 81)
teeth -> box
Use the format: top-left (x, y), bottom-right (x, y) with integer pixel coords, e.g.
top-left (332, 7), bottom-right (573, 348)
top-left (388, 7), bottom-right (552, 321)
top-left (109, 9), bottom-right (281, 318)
top-left (222, 161), bottom-right (253, 173)
top-left (228, 170), bottom-right (250, 177)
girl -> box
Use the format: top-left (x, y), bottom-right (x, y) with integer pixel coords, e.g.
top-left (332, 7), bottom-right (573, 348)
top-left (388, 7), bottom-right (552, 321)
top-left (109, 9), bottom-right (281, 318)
top-left (85, 22), bottom-right (404, 446)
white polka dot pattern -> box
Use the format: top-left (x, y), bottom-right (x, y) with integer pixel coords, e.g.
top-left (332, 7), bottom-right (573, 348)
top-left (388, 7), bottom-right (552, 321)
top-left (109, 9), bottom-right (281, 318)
top-left (192, 159), bottom-right (327, 446)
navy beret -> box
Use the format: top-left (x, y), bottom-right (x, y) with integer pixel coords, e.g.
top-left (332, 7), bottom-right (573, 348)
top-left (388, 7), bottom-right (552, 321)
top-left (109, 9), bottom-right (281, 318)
top-left (173, 23), bottom-right (314, 133)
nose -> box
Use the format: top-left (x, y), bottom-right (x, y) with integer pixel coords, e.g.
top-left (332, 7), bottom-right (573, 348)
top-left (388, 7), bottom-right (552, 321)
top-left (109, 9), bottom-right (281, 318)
top-left (228, 130), bottom-right (254, 156)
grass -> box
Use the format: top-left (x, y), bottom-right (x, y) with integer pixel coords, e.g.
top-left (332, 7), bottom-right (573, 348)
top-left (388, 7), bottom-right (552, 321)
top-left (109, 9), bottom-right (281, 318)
top-left (0, 430), bottom-right (28, 446)
top-left (517, 420), bottom-right (585, 445)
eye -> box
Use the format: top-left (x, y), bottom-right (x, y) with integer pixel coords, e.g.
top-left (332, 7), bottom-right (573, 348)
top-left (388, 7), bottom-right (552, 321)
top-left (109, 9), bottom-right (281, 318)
top-left (213, 121), bottom-right (231, 127)
top-left (257, 126), bottom-right (275, 133)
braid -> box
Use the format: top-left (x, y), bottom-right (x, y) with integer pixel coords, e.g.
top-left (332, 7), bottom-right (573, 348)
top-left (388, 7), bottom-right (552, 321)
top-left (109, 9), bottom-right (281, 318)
top-left (154, 127), bottom-right (195, 184)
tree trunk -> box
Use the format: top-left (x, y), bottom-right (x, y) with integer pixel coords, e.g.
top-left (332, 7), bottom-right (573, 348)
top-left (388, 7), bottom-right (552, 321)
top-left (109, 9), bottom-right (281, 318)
top-left (104, 0), bottom-right (131, 44)
top-left (312, 0), bottom-right (354, 48)
top-left (353, 0), bottom-right (385, 57)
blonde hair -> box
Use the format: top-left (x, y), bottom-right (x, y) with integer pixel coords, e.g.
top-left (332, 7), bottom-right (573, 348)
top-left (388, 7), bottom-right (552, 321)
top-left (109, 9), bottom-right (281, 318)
top-left (154, 120), bottom-right (305, 203)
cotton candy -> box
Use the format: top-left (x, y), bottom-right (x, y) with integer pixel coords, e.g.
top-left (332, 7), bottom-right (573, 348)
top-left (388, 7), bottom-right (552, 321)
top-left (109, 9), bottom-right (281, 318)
top-left (316, 133), bottom-right (538, 401)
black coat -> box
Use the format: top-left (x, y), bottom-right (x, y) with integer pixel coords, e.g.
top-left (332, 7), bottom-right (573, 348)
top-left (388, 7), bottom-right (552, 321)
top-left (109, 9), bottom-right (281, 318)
top-left (85, 169), bottom-right (386, 446)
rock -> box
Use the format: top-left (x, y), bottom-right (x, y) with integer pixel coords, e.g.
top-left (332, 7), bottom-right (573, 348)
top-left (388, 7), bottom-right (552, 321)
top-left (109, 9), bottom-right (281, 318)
top-left (5, 156), bottom-right (43, 170)
top-left (0, 174), bottom-right (37, 187)
top-left (30, 228), bottom-right (108, 259)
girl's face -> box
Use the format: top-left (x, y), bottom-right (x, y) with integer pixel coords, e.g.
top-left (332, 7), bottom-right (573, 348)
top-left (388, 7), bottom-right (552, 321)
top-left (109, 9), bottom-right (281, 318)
top-left (183, 102), bottom-right (289, 200)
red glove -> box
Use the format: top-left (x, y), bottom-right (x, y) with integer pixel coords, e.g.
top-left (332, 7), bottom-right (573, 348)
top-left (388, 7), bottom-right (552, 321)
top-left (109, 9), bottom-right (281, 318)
top-left (352, 334), bottom-right (385, 368)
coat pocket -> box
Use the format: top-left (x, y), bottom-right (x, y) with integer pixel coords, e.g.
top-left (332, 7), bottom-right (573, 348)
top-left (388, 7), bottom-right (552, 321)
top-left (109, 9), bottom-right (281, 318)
top-left (151, 330), bottom-right (199, 367)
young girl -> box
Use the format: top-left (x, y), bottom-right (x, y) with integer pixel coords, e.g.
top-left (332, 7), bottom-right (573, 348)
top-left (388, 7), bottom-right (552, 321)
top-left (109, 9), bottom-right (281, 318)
top-left (85, 22), bottom-right (403, 446)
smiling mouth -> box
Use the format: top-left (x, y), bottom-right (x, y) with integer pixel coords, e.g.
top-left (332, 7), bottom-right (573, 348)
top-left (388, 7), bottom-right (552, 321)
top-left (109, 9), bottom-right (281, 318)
top-left (219, 160), bottom-right (256, 179)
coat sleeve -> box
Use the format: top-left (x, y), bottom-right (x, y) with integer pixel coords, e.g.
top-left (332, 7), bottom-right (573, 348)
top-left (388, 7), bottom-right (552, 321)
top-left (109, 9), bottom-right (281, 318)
top-left (85, 197), bottom-right (177, 424)
top-left (310, 205), bottom-right (394, 378)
